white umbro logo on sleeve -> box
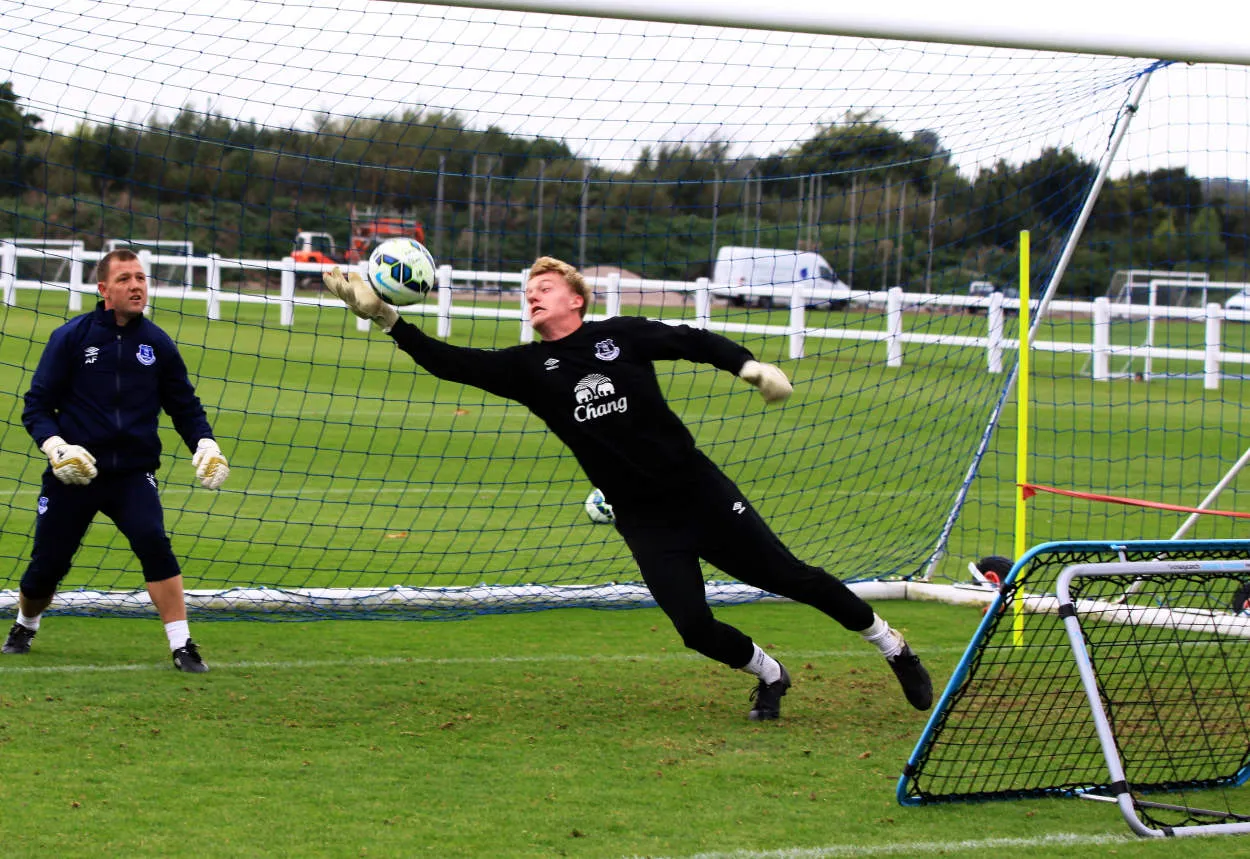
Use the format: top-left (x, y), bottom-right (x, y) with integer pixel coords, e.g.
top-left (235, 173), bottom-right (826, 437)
top-left (732, 501), bottom-right (746, 514)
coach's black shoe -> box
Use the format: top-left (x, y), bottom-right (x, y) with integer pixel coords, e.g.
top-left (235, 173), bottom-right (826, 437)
top-left (172, 639), bottom-right (209, 673)
top-left (887, 644), bottom-right (932, 711)
top-left (2, 623), bottom-right (36, 655)
top-left (747, 663), bottom-right (792, 721)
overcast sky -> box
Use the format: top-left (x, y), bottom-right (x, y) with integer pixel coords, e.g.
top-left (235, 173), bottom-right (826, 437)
top-left (2, 0), bottom-right (1247, 179)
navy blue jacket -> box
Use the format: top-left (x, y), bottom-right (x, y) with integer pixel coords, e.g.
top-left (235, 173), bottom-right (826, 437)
top-left (22, 302), bottom-right (214, 474)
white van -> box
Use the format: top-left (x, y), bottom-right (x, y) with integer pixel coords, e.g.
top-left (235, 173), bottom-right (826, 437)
top-left (711, 246), bottom-right (852, 309)
top-left (1226, 288), bottom-right (1250, 323)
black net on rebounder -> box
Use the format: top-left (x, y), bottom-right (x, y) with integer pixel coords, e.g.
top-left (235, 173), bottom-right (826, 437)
top-left (899, 539), bottom-right (1250, 838)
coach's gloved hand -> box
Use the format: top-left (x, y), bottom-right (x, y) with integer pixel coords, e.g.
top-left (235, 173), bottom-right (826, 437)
top-left (41, 435), bottom-right (98, 485)
top-left (738, 360), bottom-right (793, 404)
top-left (193, 438), bottom-right (230, 490)
top-left (323, 267), bottom-right (399, 332)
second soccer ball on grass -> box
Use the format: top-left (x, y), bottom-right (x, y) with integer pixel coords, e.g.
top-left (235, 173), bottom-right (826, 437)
top-left (584, 487), bottom-right (614, 524)
top-left (367, 237), bottom-right (436, 305)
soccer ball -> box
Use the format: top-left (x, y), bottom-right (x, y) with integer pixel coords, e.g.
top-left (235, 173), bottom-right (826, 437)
top-left (367, 237), bottom-right (436, 306)
top-left (584, 487), bottom-right (615, 524)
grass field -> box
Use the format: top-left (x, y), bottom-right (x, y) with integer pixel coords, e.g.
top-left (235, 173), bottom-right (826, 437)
top-left (1, 291), bottom-right (1248, 855)
top-left (1, 599), bottom-right (1241, 858)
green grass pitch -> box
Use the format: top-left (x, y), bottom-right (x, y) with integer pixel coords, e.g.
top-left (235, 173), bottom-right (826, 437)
top-left (0, 601), bottom-right (1233, 858)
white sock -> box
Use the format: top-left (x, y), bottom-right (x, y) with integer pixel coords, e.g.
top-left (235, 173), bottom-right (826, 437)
top-left (16, 611), bottom-right (41, 631)
top-left (740, 643), bottom-right (783, 684)
top-left (164, 620), bottom-right (191, 652)
top-left (860, 614), bottom-right (905, 659)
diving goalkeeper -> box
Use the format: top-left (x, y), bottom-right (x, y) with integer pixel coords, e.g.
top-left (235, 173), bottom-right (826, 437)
top-left (323, 257), bottom-right (931, 720)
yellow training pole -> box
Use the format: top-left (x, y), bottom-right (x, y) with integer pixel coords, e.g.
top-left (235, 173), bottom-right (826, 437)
top-left (1013, 231), bottom-right (1030, 646)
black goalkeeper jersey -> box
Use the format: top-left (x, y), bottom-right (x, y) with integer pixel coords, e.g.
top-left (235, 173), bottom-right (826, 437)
top-left (388, 315), bottom-right (754, 508)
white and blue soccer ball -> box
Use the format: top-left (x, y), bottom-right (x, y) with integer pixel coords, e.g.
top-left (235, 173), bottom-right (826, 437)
top-left (367, 237), bottom-right (436, 306)
top-left (584, 487), bottom-right (615, 524)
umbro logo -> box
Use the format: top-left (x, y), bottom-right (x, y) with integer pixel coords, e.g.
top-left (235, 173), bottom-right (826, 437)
top-left (732, 501), bottom-right (746, 514)
top-left (544, 357), bottom-right (560, 371)
top-left (84, 346), bottom-right (99, 365)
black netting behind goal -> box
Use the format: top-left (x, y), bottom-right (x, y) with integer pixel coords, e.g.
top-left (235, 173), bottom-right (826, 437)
top-left (4, 1), bottom-right (1250, 619)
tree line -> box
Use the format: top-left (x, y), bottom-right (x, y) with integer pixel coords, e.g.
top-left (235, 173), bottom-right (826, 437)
top-left (1, 83), bottom-right (1246, 298)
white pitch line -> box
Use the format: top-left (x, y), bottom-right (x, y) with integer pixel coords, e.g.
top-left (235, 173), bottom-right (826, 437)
top-left (0, 646), bottom-right (972, 676)
top-left (631, 831), bottom-right (1132, 859)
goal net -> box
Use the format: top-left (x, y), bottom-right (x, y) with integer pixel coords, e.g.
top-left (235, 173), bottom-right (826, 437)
top-left (1, 1), bottom-right (1249, 618)
top-left (900, 540), bottom-right (1250, 837)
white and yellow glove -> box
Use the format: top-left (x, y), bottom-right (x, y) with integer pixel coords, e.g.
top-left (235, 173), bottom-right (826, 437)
top-left (192, 438), bottom-right (230, 490)
top-left (41, 435), bottom-right (98, 485)
top-left (323, 267), bottom-right (399, 332)
top-left (738, 360), bottom-right (793, 404)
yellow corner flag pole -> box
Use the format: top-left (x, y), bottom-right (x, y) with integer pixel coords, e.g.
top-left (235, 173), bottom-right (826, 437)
top-left (1013, 231), bottom-right (1030, 646)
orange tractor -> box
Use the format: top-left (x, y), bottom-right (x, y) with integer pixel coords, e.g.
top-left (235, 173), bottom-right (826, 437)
top-left (291, 207), bottom-right (426, 278)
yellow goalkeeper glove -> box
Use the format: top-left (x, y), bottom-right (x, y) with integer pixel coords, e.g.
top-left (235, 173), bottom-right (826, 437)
top-left (193, 438), bottom-right (230, 490)
top-left (738, 360), bottom-right (793, 404)
top-left (41, 435), bottom-right (98, 485)
top-left (323, 267), bottom-right (399, 332)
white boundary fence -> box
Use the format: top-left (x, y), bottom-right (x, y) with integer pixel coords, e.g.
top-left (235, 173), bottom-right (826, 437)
top-left (3, 241), bottom-right (1248, 389)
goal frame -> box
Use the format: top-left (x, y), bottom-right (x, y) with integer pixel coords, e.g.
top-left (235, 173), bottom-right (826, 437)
top-left (390, 1), bottom-right (1250, 66)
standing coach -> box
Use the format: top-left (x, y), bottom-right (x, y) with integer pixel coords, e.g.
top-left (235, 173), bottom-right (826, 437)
top-left (4, 249), bottom-right (229, 672)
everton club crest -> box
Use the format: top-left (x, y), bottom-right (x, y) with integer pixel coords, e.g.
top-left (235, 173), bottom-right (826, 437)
top-left (594, 339), bottom-right (620, 361)
top-left (136, 344), bottom-right (156, 366)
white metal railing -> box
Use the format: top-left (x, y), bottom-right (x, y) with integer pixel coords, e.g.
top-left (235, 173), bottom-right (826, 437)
top-left (2, 241), bottom-right (1248, 388)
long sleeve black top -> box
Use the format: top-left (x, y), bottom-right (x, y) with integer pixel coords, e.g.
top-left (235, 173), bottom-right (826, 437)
top-left (388, 315), bottom-right (754, 507)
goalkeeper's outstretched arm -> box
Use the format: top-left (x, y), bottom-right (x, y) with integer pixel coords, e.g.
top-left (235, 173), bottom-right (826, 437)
top-left (620, 316), bottom-right (792, 405)
top-left (387, 319), bottom-right (522, 399)
top-left (323, 267), bottom-right (521, 400)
